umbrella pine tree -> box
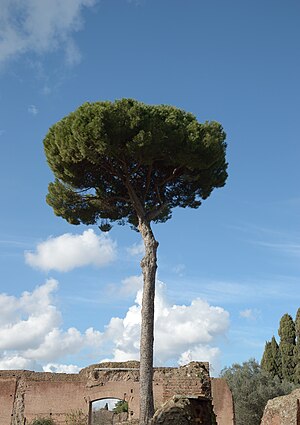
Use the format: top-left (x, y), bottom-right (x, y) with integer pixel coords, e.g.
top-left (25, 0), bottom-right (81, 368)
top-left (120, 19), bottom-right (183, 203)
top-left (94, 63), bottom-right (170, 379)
top-left (43, 99), bottom-right (228, 424)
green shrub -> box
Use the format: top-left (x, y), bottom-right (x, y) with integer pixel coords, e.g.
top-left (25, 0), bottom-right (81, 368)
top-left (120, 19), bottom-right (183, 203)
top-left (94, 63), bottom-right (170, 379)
top-left (221, 359), bottom-right (296, 425)
top-left (113, 400), bottom-right (128, 413)
top-left (30, 418), bottom-right (55, 425)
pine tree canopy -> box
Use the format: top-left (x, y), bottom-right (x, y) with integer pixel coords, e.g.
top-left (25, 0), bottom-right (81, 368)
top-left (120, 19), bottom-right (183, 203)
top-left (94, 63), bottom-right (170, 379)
top-left (43, 99), bottom-right (228, 229)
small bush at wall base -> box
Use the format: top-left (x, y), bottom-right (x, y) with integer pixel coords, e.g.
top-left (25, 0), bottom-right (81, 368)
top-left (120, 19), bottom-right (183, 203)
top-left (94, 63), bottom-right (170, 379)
top-left (30, 418), bottom-right (55, 425)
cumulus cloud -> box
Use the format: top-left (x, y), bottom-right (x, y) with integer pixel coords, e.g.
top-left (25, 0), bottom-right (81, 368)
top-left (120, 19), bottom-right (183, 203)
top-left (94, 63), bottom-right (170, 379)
top-left (0, 279), bottom-right (103, 373)
top-left (103, 277), bottom-right (230, 371)
top-left (0, 277), bottom-right (229, 373)
top-left (0, 279), bottom-right (61, 351)
top-left (25, 229), bottom-right (117, 272)
top-left (0, 280), bottom-right (103, 371)
top-left (0, 0), bottom-right (96, 66)
top-left (179, 346), bottom-right (221, 370)
top-left (0, 355), bottom-right (42, 371)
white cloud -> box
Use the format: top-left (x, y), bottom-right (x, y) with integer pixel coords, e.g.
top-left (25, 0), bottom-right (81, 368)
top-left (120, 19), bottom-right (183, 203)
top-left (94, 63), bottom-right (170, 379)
top-left (28, 104), bottom-right (38, 115)
top-left (127, 240), bottom-right (144, 256)
top-left (0, 277), bottom-right (229, 373)
top-left (179, 346), bottom-right (221, 370)
top-left (0, 279), bottom-right (61, 351)
top-left (0, 0), bottom-right (96, 66)
top-left (102, 277), bottom-right (229, 371)
top-left (25, 229), bottom-right (117, 272)
top-left (0, 354), bottom-right (42, 371)
top-left (239, 308), bottom-right (253, 319)
top-left (239, 308), bottom-right (259, 320)
top-left (0, 280), bottom-right (104, 371)
top-left (43, 363), bottom-right (82, 373)
top-left (24, 328), bottom-right (83, 361)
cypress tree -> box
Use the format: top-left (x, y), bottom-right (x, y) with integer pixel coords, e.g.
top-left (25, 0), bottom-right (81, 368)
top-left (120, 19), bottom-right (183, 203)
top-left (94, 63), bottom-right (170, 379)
top-left (271, 336), bottom-right (282, 379)
top-left (278, 313), bottom-right (296, 382)
top-left (261, 336), bottom-right (281, 379)
top-left (293, 308), bottom-right (300, 383)
top-left (261, 341), bottom-right (272, 373)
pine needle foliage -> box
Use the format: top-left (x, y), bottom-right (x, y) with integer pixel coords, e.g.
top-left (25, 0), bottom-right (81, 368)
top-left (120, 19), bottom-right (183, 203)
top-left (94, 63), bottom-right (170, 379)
top-left (44, 99), bottom-right (227, 230)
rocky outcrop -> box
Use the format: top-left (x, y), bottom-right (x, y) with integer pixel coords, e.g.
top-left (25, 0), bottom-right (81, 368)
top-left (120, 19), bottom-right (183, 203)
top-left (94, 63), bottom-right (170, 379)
top-left (260, 389), bottom-right (300, 425)
top-left (150, 395), bottom-right (216, 425)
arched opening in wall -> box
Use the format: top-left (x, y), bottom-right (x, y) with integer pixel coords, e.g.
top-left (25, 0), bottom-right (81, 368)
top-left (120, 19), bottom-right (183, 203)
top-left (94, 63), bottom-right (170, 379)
top-left (90, 398), bottom-right (129, 424)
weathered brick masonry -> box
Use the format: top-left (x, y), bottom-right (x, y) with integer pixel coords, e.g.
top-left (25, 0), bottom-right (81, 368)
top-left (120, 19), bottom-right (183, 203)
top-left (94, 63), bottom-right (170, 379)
top-left (0, 361), bottom-right (234, 425)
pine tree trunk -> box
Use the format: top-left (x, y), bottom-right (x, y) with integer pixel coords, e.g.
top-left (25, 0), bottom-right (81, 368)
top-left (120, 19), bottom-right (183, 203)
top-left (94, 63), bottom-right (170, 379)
top-left (138, 218), bottom-right (158, 425)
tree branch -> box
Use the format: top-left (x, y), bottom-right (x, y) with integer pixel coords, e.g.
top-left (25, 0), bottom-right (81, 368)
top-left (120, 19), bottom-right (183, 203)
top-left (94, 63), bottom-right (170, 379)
top-left (146, 202), bottom-right (168, 221)
top-left (144, 163), bottom-right (153, 201)
top-left (125, 177), bottom-right (145, 218)
top-left (157, 166), bottom-right (185, 188)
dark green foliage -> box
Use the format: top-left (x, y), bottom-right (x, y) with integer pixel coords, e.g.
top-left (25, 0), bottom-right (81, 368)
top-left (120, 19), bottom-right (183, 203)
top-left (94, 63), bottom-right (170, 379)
top-left (221, 359), bottom-right (295, 425)
top-left (293, 308), bottom-right (300, 383)
top-left (44, 99), bottom-right (227, 230)
top-left (30, 418), bottom-right (55, 425)
top-left (113, 400), bottom-right (128, 413)
top-left (261, 341), bottom-right (272, 372)
top-left (278, 314), bottom-right (296, 382)
top-left (261, 336), bottom-right (282, 379)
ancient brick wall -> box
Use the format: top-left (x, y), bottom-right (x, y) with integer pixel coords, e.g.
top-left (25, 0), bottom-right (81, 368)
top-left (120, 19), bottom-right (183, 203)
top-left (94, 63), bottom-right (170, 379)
top-left (211, 378), bottom-right (235, 425)
top-left (158, 362), bottom-right (211, 402)
top-left (0, 362), bottom-right (233, 425)
top-left (0, 375), bottom-right (17, 424)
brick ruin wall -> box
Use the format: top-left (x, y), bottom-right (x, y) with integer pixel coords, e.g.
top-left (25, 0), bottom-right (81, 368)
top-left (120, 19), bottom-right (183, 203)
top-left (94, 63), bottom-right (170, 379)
top-left (0, 361), bottom-right (234, 425)
top-left (211, 378), bottom-right (235, 425)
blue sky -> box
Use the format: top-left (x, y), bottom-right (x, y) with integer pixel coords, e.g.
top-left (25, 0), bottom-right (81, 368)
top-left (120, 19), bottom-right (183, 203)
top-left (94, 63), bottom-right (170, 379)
top-left (0, 0), bottom-right (300, 375)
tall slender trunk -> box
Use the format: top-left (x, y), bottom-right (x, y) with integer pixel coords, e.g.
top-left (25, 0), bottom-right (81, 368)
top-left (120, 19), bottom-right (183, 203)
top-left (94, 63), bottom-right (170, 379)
top-left (138, 218), bottom-right (158, 425)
